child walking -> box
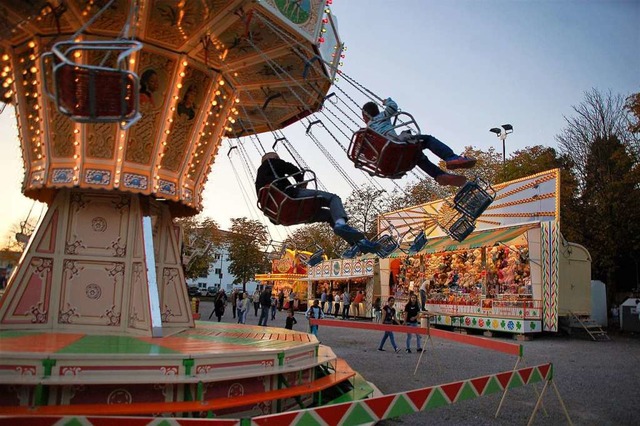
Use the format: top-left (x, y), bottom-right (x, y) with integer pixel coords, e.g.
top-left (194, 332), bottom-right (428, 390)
top-left (285, 310), bottom-right (297, 330)
top-left (378, 296), bottom-right (400, 353)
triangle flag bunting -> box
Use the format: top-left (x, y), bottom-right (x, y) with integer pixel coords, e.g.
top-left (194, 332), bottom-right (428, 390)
top-left (363, 394), bottom-right (395, 419)
top-left (405, 387), bottom-right (433, 411)
top-left (342, 402), bottom-right (376, 425)
top-left (440, 381), bottom-right (464, 403)
top-left (385, 394), bottom-right (416, 420)
top-left (496, 371), bottom-right (513, 389)
top-left (470, 375), bottom-right (491, 395)
top-left (314, 402), bottom-right (352, 425)
top-left (538, 363), bottom-right (552, 380)
top-left (518, 366), bottom-right (534, 384)
top-left (456, 382), bottom-right (479, 403)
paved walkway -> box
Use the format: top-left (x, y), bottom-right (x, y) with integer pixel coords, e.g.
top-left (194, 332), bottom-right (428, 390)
top-left (199, 300), bottom-right (639, 425)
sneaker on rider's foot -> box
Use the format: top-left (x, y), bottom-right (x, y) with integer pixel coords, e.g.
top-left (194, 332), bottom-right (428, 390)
top-left (417, 348), bottom-right (423, 352)
top-left (445, 155), bottom-right (477, 170)
top-left (378, 348), bottom-right (385, 352)
top-left (435, 172), bottom-right (467, 187)
top-left (406, 348), bottom-right (412, 353)
top-left (334, 223), bottom-right (365, 245)
top-left (342, 245), bottom-right (361, 259)
top-left (357, 239), bottom-right (381, 254)
top-left (394, 347), bottom-right (401, 353)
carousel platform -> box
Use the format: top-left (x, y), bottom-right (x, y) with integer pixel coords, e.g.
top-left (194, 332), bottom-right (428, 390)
top-left (0, 322), bottom-right (360, 417)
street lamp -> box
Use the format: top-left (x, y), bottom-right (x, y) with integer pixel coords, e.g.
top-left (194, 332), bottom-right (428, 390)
top-left (489, 124), bottom-right (513, 172)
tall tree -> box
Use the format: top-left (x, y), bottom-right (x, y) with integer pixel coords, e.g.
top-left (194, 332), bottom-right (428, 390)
top-left (344, 184), bottom-right (390, 239)
top-left (227, 217), bottom-right (269, 291)
top-left (557, 89), bottom-right (640, 297)
top-left (556, 89), bottom-right (638, 193)
top-left (626, 92), bottom-right (640, 135)
top-left (175, 216), bottom-right (221, 280)
top-left (283, 223), bottom-right (346, 260)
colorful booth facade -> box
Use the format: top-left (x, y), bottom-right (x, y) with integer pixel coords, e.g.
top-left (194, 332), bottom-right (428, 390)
top-left (306, 258), bottom-right (377, 318)
top-left (256, 249), bottom-right (312, 310)
top-left (376, 169), bottom-right (591, 335)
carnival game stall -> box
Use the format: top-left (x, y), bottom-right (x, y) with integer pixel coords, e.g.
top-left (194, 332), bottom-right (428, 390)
top-left (255, 248), bottom-right (311, 310)
top-left (377, 169), bottom-right (592, 336)
top-left (306, 257), bottom-right (378, 318)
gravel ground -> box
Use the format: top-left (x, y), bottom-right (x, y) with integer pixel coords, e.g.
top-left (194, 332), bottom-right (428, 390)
top-left (198, 302), bottom-right (640, 426)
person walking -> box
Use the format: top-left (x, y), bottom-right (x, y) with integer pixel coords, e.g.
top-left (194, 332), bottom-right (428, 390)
top-left (378, 297), bottom-right (400, 352)
top-left (278, 289), bottom-right (285, 311)
top-left (285, 310), bottom-right (297, 330)
top-left (333, 291), bottom-right (341, 317)
top-left (352, 290), bottom-right (364, 318)
top-left (231, 289), bottom-right (238, 319)
top-left (320, 289), bottom-right (327, 313)
top-left (404, 294), bottom-right (423, 353)
top-left (252, 289), bottom-right (260, 316)
top-left (341, 290), bottom-right (351, 320)
top-left (270, 293), bottom-right (278, 320)
top-left (305, 299), bottom-right (325, 337)
top-left (213, 291), bottom-right (226, 322)
top-left (373, 297), bottom-right (382, 323)
top-left (237, 292), bottom-right (247, 324)
top-left (258, 287), bottom-right (272, 326)
top-left (419, 279), bottom-right (428, 311)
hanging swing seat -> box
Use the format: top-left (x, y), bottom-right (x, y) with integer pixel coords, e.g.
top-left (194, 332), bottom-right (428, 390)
top-left (347, 111), bottom-right (423, 179)
top-left (304, 248), bottom-right (325, 267)
top-left (373, 234), bottom-right (399, 258)
top-left (348, 129), bottom-right (422, 178)
top-left (42, 40), bottom-right (143, 129)
top-left (408, 230), bottom-right (428, 254)
top-left (397, 229), bottom-right (428, 255)
top-left (453, 177), bottom-right (496, 220)
top-left (256, 171), bottom-right (324, 227)
top-left (441, 212), bottom-right (476, 242)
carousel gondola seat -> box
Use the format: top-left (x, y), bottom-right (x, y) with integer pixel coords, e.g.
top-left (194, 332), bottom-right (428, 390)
top-left (56, 64), bottom-right (138, 122)
top-left (257, 184), bottom-right (324, 227)
top-left (347, 128), bottom-right (422, 179)
top-left (453, 177), bottom-right (496, 220)
top-left (42, 40), bottom-right (142, 129)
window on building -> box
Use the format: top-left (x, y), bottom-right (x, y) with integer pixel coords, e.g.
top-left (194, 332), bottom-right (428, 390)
top-left (214, 253), bottom-right (221, 260)
top-left (214, 268), bottom-right (221, 276)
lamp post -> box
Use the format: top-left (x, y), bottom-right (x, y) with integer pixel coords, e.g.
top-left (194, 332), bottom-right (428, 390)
top-left (489, 124), bottom-right (513, 177)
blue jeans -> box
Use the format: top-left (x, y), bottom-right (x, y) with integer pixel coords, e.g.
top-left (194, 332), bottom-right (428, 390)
top-left (237, 308), bottom-right (244, 323)
top-left (342, 304), bottom-right (350, 319)
top-left (406, 322), bottom-right (422, 350)
top-left (379, 330), bottom-right (397, 350)
top-left (415, 134), bottom-right (455, 179)
top-left (292, 188), bottom-right (347, 227)
top-left (309, 324), bottom-right (319, 336)
top-left (259, 307), bottom-right (269, 326)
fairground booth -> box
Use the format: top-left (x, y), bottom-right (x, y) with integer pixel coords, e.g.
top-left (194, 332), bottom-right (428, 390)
top-left (306, 257), bottom-right (378, 318)
top-left (255, 248), bottom-right (312, 310)
top-left (307, 169), bottom-right (593, 336)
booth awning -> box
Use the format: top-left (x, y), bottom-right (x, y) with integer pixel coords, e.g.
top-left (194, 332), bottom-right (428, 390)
top-left (391, 223), bottom-right (539, 257)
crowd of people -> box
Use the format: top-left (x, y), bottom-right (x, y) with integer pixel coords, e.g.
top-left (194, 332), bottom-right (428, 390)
top-left (203, 285), bottom-right (426, 354)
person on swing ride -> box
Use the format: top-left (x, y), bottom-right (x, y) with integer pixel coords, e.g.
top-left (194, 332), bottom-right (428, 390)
top-left (256, 152), bottom-right (379, 253)
top-left (362, 98), bottom-right (476, 187)
top-left (255, 152), bottom-right (379, 253)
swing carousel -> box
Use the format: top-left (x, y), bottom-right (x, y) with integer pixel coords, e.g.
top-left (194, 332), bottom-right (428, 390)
top-left (0, 0), bottom-right (368, 420)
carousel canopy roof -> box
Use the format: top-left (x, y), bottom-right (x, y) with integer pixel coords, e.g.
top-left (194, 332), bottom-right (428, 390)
top-left (0, 0), bottom-right (338, 136)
